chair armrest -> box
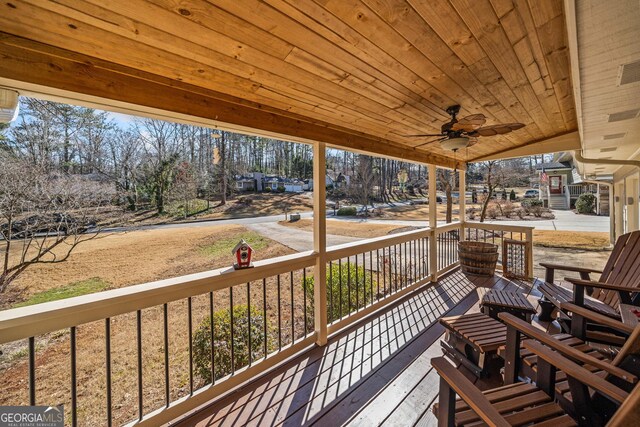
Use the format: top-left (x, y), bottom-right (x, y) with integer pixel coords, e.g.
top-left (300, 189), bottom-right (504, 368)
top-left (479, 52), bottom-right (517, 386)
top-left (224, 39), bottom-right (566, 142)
top-left (498, 313), bottom-right (636, 384)
top-left (541, 262), bottom-right (601, 283)
top-left (540, 262), bottom-right (602, 274)
top-left (564, 278), bottom-right (635, 293)
top-left (431, 357), bottom-right (511, 427)
top-left (524, 340), bottom-right (629, 404)
top-left (560, 302), bottom-right (635, 335)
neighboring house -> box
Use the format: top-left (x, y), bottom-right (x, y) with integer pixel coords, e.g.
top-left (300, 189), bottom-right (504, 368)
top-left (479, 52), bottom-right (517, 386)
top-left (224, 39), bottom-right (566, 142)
top-left (264, 176), bottom-right (284, 191)
top-left (284, 180), bottom-right (304, 193)
top-left (325, 170), bottom-right (350, 189)
top-left (234, 172), bottom-right (264, 192)
top-left (536, 154), bottom-right (609, 215)
top-left (235, 174), bottom-right (312, 193)
top-left (235, 176), bottom-right (256, 192)
top-left (335, 173), bottom-right (350, 188)
top-left (535, 161), bottom-right (573, 210)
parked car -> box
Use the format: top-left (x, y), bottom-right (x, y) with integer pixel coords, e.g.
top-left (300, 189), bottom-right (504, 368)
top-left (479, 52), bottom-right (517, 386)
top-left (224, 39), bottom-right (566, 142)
top-left (523, 189), bottom-right (539, 199)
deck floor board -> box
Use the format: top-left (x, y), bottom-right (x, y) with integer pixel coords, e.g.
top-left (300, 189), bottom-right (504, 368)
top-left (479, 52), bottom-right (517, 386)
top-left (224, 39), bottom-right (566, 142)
top-left (174, 270), bottom-right (541, 427)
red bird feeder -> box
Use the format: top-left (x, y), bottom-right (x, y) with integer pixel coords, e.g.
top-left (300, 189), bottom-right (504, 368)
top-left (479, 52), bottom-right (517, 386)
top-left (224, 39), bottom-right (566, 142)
top-left (231, 239), bottom-right (254, 270)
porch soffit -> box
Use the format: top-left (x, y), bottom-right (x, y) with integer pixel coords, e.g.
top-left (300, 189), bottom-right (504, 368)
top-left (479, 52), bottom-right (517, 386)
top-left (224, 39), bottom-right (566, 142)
top-left (0, 1), bottom-right (577, 167)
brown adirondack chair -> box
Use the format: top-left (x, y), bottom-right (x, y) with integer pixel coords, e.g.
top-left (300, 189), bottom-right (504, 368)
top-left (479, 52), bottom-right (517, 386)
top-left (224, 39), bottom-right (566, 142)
top-left (539, 230), bottom-right (640, 335)
top-left (432, 335), bottom-right (638, 426)
top-left (499, 310), bottom-right (639, 419)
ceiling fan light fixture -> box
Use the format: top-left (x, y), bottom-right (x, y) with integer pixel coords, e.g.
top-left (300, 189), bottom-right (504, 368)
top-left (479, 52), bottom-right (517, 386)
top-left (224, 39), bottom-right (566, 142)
top-left (441, 136), bottom-right (469, 151)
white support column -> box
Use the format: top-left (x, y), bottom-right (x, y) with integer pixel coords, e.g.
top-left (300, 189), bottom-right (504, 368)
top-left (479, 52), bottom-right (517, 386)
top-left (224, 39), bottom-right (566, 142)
top-left (458, 168), bottom-right (466, 236)
top-left (428, 164), bottom-right (438, 282)
top-left (609, 184), bottom-right (615, 245)
top-left (313, 142), bottom-right (328, 346)
top-left (525, 228), bottom-right (534, 280)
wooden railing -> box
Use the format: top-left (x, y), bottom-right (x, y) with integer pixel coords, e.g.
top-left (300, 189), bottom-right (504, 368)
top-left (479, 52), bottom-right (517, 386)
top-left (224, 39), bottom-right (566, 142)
top-left (568, 183), bottom-right (597, 197)
top-left (324, 228), bottom-right (432, 335)
top-left (0, 221), bottom-right (534, 426)
top-left (435, 222), bottom-right (462, 275)
top-left (463, 222), bottom-right (534, 279)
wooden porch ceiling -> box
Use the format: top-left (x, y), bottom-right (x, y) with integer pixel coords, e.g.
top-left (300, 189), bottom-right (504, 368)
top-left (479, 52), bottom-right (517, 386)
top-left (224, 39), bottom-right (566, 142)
top-left (0, 0), bottom-right (577, 168)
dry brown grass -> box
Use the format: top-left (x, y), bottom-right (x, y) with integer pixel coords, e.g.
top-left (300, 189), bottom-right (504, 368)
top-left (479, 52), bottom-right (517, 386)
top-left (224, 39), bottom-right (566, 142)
top-left (277, 218), bottom-right (408, 238)
top-left (533, 230), bottom-right (611, 250)
top-left (184, 193), bottom-right (312, 221)
top-left (380, 203), bottom-right (462, 221)
top-left (0, 224), bottom-right (306, 425)
top-left (4, 224), bottom-right (292, 307)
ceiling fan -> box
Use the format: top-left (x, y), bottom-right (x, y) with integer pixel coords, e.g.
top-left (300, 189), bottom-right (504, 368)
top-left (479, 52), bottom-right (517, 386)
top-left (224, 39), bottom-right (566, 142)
top-left (405, 105), bottom-right (525, 151)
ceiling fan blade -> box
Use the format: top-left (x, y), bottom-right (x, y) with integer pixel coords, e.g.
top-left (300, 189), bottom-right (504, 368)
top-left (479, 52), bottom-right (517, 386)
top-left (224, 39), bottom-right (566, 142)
top-left (470, 122), bottom-right (525, 137)
top-left (403, 133), bottom-right (444, 137)
top-left (452, 113), bottom-right (487, 131)
top-left (414, 137), bottom-right (447, 148)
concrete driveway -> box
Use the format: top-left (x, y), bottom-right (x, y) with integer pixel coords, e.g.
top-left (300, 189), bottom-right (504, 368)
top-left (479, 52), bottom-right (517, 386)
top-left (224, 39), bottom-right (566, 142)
top-left (482, 210), bottom-right (609, 232)
top-left (246, 222), bottom-right (360, 252)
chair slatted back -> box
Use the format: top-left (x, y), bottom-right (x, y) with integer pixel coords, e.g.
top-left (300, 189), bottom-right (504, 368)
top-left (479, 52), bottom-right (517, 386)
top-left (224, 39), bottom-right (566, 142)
top-left (595, 231), bottom-right (640, 310)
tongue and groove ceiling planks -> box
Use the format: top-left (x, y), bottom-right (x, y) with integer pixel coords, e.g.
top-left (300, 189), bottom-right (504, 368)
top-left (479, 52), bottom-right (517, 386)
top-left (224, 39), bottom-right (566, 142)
top-left (0, 0), bottom-right (578, 167)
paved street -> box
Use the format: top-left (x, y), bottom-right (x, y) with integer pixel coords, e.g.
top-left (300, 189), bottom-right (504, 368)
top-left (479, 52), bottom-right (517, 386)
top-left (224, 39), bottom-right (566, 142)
top-left (101, 206), bottom-right (609, 254)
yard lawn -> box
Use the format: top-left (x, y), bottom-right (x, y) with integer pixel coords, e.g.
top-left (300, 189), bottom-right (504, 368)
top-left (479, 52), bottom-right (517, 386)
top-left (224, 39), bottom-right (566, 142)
top-left (1, 224), bottom-right (300, 426)
top-left (533, 230), bottom-right (611, 250)
top-left (380, 203), bottom-right (461, 221)
top-left (278, 218), bottom-right (413, 238)
top-left (4, 224), bottom-right (293, 309)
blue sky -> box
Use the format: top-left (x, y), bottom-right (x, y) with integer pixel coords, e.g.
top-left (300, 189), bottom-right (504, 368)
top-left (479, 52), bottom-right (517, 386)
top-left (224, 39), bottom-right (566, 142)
top-left (107, 112), bottom-right (135, 129)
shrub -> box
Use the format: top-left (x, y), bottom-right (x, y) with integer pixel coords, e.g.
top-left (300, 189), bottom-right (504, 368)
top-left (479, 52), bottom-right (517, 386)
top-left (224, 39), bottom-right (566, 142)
top-left (467, 207), bottom-right (476, 220)
top-left (515, 208), bottom-right (525, 219)
top-left (276, 185), bottom-right (286, 193)
top-left (520, 199), bottom-right (544, 217)
top-left (486, 203), bottom-right (499, 219)
top-left (509, 189), bottom-right (516, 201)
top-left (576, 193), bottom-right (597, 214)
top-left (337, 206), bottom-right (357, 216)
top-left (521, 198), bottom-right (543, 209)
top-left (501, 201), bottom-right (515, 218)
top-left (531, 205), bottom-right (545, 217)
top-left (193, 304), bottom-right (267, 383)
top-left (264, 187), bottom-right (272, 193)
top-left (304, 263), bottom-right (374, 323)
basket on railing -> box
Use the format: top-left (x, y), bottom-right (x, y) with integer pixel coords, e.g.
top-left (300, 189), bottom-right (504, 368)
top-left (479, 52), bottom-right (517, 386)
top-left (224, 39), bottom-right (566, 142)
top-left (458, 241), bottom-right (498, 277)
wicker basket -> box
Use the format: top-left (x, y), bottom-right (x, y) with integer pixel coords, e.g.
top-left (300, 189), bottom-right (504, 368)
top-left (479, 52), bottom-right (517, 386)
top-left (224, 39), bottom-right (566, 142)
top-left (458, 241), bottom-right (498, 277)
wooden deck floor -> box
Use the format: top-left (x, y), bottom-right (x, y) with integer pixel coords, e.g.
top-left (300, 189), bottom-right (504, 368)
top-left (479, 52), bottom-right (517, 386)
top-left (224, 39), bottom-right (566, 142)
top-left (174, 270), bottom-right (545, 427)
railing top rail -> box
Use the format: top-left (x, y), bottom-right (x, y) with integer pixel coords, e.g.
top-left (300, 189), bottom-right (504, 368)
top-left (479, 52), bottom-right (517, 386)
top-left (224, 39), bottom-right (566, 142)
top-left (325, 226), bottom-right (431, 261)
top-left (435, 221), bottom-right (462, 233)
top-left (463, 221), bottom-right (535, 232)
top-left (1, 221), bottom-right (479, 343)
top-left (0, 250), bottom-right (317, 344)
top-left (0, 225), bottom-right (437, 343)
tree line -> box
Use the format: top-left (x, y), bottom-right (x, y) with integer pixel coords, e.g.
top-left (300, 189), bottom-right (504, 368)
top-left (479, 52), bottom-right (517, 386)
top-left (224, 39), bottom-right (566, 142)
top-left (2, 99), bottom-right (549, 216)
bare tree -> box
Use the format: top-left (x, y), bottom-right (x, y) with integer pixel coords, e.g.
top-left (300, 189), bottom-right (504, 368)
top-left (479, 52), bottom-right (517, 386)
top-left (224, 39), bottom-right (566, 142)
top-left (479, 161), bottom-right (503, 222)
top-left (437, 169), bottom-right (455, 223)
top-left (136, 118), bottom-right (180, 214)
top-left (106, 129), bottom-right (142, 210)
top-left (169, 161), bottom-right (198, 218)
top-left (0, 153), bottom-right (117, 292)
top-left (349, 155), bottom-right (377, 214)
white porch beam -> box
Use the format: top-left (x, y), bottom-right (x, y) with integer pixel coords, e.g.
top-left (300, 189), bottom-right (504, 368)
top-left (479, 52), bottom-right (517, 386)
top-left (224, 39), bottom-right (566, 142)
top-left (471, 131), bottom-right (581, 162)
top-left (313, 141), bottom-right (328, 346)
